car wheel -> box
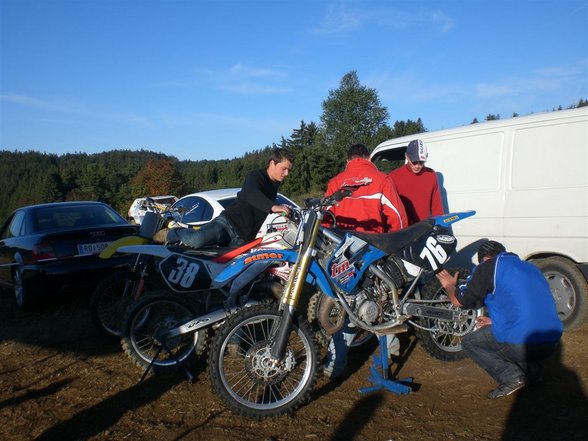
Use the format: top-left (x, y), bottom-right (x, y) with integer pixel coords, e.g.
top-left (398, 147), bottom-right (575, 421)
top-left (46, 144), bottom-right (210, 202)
top-left (13, 268), bottom-right (34, 310)
top-left (12, 269), bottom-right (30, 310)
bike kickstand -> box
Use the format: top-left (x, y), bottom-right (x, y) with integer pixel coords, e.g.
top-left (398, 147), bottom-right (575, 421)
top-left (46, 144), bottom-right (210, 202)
top-left (139, 346), bottom-right (163, 385)
top-left (358, 335), bottom-right (413, 395)
top-left (138, 343), bottom-right (195, 385)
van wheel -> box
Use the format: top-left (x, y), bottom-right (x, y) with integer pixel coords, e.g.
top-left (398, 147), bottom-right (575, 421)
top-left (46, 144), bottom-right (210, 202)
top-left (533, 257), bottom-right (588, 329)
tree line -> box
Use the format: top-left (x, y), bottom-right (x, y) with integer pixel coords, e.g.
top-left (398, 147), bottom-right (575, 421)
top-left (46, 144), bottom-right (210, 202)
top-left (1, 71), bottom-right (585, 222)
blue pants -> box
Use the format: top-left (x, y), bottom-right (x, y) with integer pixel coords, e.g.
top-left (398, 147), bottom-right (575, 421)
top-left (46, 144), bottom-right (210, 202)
top-left (167, 213), bottom-right (243, 249)
top-left (462, 325), bottom-right (558, 384)
top-left (325, 320), bottom-right (399, 378)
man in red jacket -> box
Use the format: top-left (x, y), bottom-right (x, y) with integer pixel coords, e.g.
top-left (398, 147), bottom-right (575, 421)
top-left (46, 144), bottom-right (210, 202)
top-left (389, 139), bottom-right (443, 225)
top-left (323, 144), bottom-right (407, 379)
top-left (324, 144), bottom-right (407, 232)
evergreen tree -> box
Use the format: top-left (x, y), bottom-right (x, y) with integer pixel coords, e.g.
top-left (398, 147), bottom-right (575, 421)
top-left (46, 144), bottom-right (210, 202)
top-left (320, 71), bottom-right (389, 159)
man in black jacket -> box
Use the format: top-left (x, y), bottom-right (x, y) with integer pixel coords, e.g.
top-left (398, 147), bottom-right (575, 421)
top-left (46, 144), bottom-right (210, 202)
top-left (153, 148), bottom-right (294, 248)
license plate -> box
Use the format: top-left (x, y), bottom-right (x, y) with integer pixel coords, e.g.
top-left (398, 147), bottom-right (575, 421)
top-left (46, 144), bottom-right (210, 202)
top-left (77, 242), bottom-right (110, 255)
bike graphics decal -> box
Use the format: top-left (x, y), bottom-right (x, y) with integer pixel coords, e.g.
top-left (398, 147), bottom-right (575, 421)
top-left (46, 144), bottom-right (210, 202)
top-left (330, 255), bottom-right (354, 285)
top-left (327, 234), bottom-right (386, 292)
top-left (243, 252), bottom-right (284, 265)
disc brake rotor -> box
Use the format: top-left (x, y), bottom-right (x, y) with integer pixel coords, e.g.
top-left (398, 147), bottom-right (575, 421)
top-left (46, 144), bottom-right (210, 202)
top-left (244, 341), bottom-right (295, 386)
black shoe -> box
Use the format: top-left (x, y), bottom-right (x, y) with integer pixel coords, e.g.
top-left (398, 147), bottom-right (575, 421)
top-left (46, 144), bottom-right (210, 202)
top-left (487, 377), bottom-right (527, 399)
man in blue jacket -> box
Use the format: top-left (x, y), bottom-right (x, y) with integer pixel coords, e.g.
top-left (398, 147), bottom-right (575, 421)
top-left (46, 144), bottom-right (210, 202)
top-left (436, 240), bottom-right (563, 399)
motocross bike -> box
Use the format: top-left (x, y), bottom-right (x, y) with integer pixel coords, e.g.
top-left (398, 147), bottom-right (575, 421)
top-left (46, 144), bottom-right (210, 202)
top-left (90, 198), bottom-right (194, 339)
top-left (206, 189), bottom-right (478, 418)
top-left (117, 211), bottom-right (303, 374)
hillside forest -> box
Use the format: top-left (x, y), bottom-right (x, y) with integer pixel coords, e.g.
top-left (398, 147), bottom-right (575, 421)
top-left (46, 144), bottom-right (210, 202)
top-left (1, 71), bottom-right (586, 222)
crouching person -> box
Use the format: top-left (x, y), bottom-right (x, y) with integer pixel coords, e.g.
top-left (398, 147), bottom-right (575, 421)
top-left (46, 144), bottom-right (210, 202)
top-left (436, 240), bottom-right (563, 399)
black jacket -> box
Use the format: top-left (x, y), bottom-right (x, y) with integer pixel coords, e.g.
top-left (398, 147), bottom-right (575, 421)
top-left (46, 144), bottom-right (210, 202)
top-left (224, 168), bottom-right (280, 241)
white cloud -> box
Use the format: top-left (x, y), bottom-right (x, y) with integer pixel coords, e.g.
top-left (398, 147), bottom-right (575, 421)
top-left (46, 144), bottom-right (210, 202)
top-left (190, 63), bottom-right (291, 95)
top-left (310, 3), bottom-right (455, 34)
top-left (0, 94), bottom-right (80, 112)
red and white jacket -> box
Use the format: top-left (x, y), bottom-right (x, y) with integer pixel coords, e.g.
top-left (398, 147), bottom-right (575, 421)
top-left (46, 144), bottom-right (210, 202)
top-left (324, 158), bottom-right (408, 233)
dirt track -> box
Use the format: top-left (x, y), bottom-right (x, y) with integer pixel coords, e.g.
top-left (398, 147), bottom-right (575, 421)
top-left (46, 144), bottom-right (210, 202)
top-left (1, 289), bottom-right (587, 441)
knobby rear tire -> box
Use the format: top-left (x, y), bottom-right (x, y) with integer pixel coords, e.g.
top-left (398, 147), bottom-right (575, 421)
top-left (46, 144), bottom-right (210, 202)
top-left (121, 294), bottom-right (207, 374)
top-left (208, 304), bottom-right (320, 419)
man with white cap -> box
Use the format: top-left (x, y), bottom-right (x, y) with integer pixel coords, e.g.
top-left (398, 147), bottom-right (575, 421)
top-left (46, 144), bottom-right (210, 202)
top-left (389, 139), bottom-right (443, 225)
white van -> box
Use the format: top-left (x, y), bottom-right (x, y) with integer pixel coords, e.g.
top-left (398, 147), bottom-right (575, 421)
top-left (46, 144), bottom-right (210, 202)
top-left (371, 107), bottom-right (588, 329)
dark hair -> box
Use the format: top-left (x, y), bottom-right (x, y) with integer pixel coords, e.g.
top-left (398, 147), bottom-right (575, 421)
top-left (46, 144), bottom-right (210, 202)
top-left (477, 240), bottom-right (506, 262)
top-left (347, 144), bottom-right (370, 160)
top-left (268, 147), bottom-right (294, 166)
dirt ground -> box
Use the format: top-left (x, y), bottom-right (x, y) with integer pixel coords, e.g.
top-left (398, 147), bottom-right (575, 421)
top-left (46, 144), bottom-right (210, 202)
top-left (1, 290), bottom-right (587, 441)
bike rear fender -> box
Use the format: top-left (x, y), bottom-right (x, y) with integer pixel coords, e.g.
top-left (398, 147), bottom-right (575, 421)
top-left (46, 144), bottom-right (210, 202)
top-left (114, 244), bottom-right (174, 259)
top-left (99, 236), bottom-right (150, 259)
top-left (432, 210), bottom-right (476, 227)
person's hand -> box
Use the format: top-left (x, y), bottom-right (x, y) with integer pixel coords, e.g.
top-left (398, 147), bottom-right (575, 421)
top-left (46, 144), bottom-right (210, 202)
top-left (476, 316), bottom-right (492, 329)
top-left (272, 204), bottom-right (291, 217)
top-left (436, 269), bottom-right (459, 291)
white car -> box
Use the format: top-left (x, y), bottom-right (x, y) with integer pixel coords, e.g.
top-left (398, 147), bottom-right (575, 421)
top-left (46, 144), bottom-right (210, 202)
top-left (170, 188), bottom-right (298, 238)
top-left (127, 195), bottom-right (178, 224)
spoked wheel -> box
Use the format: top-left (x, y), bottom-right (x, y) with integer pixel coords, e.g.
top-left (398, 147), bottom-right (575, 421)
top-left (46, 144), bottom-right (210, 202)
top-left (90, 270), bottom-right (141, 339)
top-left (415, 268), bottom-right (476, 361)
top-left (208, 304), bottom-right (320, 419)
top-left (121, 294), bottom-right (207, 374)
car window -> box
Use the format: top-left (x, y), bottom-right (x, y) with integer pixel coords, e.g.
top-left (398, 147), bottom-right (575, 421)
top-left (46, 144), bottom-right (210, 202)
top-left (1, 211), bottom-right (25, 238)
top-left (174, 196), bottom-right (215, 223)
top-left (35, 205), bottom-right (123, 230)
top-left (154, 196), bottom-right (177, 205)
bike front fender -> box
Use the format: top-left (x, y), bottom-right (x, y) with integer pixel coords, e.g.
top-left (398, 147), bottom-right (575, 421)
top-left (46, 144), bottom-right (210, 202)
top-left (99, 236), bottom-right (149, 259)
top-left (213, 249), bottom-right (335, 297)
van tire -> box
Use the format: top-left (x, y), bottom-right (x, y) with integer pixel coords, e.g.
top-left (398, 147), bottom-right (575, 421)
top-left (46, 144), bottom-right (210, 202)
top-left (533, 257), bottom-right (588, 329)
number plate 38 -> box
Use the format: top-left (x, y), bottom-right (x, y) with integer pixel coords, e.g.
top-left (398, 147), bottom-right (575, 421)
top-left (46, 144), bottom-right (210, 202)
top-left (159, 254), bottom-right (209, 292)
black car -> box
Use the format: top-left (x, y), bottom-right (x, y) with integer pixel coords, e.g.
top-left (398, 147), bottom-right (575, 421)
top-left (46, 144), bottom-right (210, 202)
top-left (0, 201), bottom-right (139, 309)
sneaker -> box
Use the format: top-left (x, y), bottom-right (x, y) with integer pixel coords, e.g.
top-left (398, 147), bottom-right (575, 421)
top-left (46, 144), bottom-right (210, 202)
top-left (152, 228), bottom-right (169, 244)
top-left (487, 377), bottom-right (527, 399)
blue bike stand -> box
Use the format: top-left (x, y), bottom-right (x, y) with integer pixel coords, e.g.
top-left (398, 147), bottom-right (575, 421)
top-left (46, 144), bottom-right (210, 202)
top-left (358, 335), bottom-right (413, 395)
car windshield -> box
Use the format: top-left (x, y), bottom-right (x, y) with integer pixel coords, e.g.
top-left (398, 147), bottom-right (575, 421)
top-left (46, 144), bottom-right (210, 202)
top-left (153, 196), bottom-right (177, 205)
top-left (35, 205), bottom-right (123, 231)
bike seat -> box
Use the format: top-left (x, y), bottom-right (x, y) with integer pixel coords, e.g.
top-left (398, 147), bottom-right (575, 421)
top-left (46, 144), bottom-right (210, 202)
top-left (331, 219), bottom-right (435, 254)
top-left (167, 237), bottom-right (264, 263)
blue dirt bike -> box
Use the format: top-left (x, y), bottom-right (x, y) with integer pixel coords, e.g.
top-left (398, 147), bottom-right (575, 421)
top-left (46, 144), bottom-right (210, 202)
top-left (206, 189), bottom-right (477, 418)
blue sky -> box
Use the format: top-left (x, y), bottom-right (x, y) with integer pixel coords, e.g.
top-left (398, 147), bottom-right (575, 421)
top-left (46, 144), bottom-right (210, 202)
top-left (1, 0), bottom-right (587, 161)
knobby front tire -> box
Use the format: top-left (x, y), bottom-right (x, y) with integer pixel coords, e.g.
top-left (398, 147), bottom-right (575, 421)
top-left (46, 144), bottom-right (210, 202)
top-left (207, 304), bottom-right (320, 419)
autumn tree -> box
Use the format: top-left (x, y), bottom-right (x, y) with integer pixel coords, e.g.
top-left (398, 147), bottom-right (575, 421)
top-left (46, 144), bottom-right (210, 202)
top-left (130, 158), bottom-right (183, 198)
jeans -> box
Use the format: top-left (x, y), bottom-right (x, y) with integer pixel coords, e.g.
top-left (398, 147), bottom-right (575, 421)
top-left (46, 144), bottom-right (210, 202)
top-left (167, 213), bottom-right (243, 249)
top-left (462, 325), bottom-right (558, 384)
top-left (324, 319), bottom-right (400, 378)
